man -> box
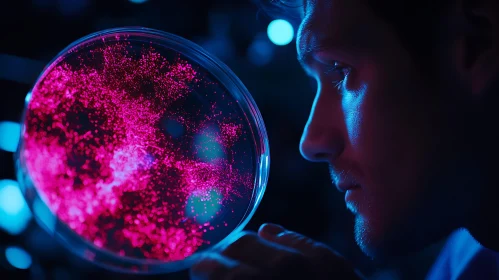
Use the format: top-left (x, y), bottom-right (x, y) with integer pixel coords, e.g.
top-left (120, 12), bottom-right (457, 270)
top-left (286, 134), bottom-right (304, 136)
top-left (190, 0), bottom-right (499, 279)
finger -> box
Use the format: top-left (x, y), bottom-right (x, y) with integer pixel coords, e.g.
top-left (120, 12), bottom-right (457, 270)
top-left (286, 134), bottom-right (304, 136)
top-left (190, 252), bottom-right (260, 280)
top-left (220, 231), bottom-right (302, 268)
top-left (258, 223), bottom-right (362, 278)
top-left (257, 223), bottom-right (286, 240)
top-left (258, 223), bottom-right (330, 258)
top-left (258, 224), bottom-right (315, 252)
top-left (221, 234), bottom-right (313, 280)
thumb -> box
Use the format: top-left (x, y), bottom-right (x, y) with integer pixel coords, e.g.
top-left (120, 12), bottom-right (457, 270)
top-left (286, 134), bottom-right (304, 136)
top-left (258, 223), bottom-right (321, 256)
top-left (257, 223), bottom-right (287, 240)
top-left (258, 223), bottom-right (364, 279)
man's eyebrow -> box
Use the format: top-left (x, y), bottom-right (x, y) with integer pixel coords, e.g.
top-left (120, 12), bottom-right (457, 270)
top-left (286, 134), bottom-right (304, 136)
top-left (296, 30), bottom-right (329, 72)
top-left (296, 42), bottom-right (346, 70)
top-left (297, 34), bottom-right (366, 72)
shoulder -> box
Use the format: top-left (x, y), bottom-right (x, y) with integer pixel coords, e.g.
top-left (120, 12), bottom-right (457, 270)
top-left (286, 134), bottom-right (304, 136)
top-left (426, 229), bottom-right (499, 280)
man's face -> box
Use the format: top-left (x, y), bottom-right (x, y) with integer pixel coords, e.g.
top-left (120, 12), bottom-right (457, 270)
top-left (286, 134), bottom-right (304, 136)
top-left (298, 0), bottom-right (476, 258)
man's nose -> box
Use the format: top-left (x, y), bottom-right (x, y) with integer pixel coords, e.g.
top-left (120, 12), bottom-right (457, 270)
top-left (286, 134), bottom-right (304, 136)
top-left (299, 90), bottom-right (345, 162)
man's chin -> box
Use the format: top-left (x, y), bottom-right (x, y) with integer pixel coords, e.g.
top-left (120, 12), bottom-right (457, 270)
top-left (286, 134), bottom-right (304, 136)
top-left (354, 215), bottom-right (413, 260)
top-left (353, 215), bottom-right (379, 258)
top-left (353, 215), bottom-right (446, 261)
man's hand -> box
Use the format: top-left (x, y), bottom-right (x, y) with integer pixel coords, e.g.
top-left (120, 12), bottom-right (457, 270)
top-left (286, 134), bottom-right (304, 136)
top-left (189, 223), bottom-right (364, 280)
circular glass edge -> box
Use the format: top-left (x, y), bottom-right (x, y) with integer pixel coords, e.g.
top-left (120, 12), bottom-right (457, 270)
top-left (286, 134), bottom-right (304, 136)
top-left (14, 26), bottom-right (270, 275)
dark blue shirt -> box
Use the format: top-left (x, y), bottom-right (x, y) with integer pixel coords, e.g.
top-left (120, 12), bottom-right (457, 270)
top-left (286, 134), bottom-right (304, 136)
top-left (426, 229), bottom-right (499, 279)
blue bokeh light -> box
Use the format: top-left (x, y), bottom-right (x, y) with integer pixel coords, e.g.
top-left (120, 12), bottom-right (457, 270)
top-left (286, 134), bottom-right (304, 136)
top-left (57, 0), bottom-right (88, 16)
top-left (267, 19), bottom-right (294, 46)
top-left (0, 180), bottom-right (32, 235)
top-left (33, 197), bottom-right (56, 234)
top-left (5, 246), bottom-right (32, 270)
top-left (200, 36), bottom-right (235, 61)
top-left (129, 0), bottom-right (148, 4)
top-left (247, 37), bottom-right (275, 66)
top-left (25, 91), bottom-right (32, 104)
top-left (0, 121), bottom-right (21, 152)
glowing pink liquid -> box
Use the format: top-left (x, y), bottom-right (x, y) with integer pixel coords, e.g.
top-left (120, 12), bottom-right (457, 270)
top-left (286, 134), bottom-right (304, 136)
top-left (21, 37), bottom-right (254, 262)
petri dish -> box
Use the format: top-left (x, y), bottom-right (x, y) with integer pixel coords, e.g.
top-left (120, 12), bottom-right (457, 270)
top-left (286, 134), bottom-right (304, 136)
top-left (14, 27), bottom-right (270, 274)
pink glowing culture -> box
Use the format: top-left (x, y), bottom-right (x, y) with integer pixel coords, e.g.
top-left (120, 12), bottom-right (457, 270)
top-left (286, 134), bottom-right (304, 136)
top-left (19, 33), bottom-right (261, 263)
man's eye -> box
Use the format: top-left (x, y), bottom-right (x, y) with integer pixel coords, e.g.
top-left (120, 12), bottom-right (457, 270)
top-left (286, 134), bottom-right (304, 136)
top-left (324, 61), bottom-right (351, 89)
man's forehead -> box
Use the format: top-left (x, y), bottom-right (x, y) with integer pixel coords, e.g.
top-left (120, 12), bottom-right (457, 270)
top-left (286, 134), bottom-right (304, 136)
top-left (275, 0), bottom-right (362, 20)
top-left (301, 0), bottom-right (365, 15)
top-left (296, 0), bottom-right (377, 69)
top-left (298, 0), bottom-right (373, 38)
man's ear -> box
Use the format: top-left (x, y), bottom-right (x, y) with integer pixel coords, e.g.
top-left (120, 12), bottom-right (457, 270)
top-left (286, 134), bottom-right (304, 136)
top-left (452, 0), bottom-right (499, 96)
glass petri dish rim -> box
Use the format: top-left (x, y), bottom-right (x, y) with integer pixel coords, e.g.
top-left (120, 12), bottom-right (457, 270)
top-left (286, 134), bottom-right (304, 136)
top-left (14, 26), bottom-right (270, 274)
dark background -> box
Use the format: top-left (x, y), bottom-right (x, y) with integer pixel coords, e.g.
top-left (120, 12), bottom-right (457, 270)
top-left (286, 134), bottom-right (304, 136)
top-left (0, 0), bottom-right (446, 279)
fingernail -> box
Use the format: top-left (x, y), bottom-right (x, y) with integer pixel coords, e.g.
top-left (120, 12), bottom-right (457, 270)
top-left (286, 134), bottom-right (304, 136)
top-left (259, 223), bottom-right (286, 236)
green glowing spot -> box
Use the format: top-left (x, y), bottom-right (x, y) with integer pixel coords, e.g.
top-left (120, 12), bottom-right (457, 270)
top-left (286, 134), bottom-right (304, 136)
top-left (186, 189), bottom-right (223, 224)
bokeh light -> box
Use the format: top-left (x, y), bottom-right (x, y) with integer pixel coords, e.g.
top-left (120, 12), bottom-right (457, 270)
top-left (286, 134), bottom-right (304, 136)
top-left (267, 19), bottom-right (294, 46)
top-left (32, 197), bottom-right (56, 234)
top-left (129, 0), bottom-right (148, 4)
top-left (5, 246), bottom-right (32, 270)
top-left (57, 0), bottom-right (89, 16)
top-left (200, 36), bottom-right (235, 61)
top-left (0, 121), bottom-right (21, 152)
top-left (247, 37), bottom-right (275, 66)
top-left (25, 91), bottom-right (32, 104)
top-left (0, 180), bottom-right (32, 235)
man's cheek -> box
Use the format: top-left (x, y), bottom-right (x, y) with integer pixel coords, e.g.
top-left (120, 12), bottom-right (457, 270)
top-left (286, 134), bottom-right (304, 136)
top-left (341, 85), bottom-right (367, 147)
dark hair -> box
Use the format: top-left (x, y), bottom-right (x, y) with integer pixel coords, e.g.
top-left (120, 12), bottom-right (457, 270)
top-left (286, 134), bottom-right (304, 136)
top-left (259, 0), bottom-right (454, 69)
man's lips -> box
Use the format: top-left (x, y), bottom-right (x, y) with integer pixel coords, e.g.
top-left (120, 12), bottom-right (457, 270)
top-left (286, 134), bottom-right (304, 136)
top-left (329, 164), bottom-right (362, 193)
top-left (335, 180), bottom-right (361, 193)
